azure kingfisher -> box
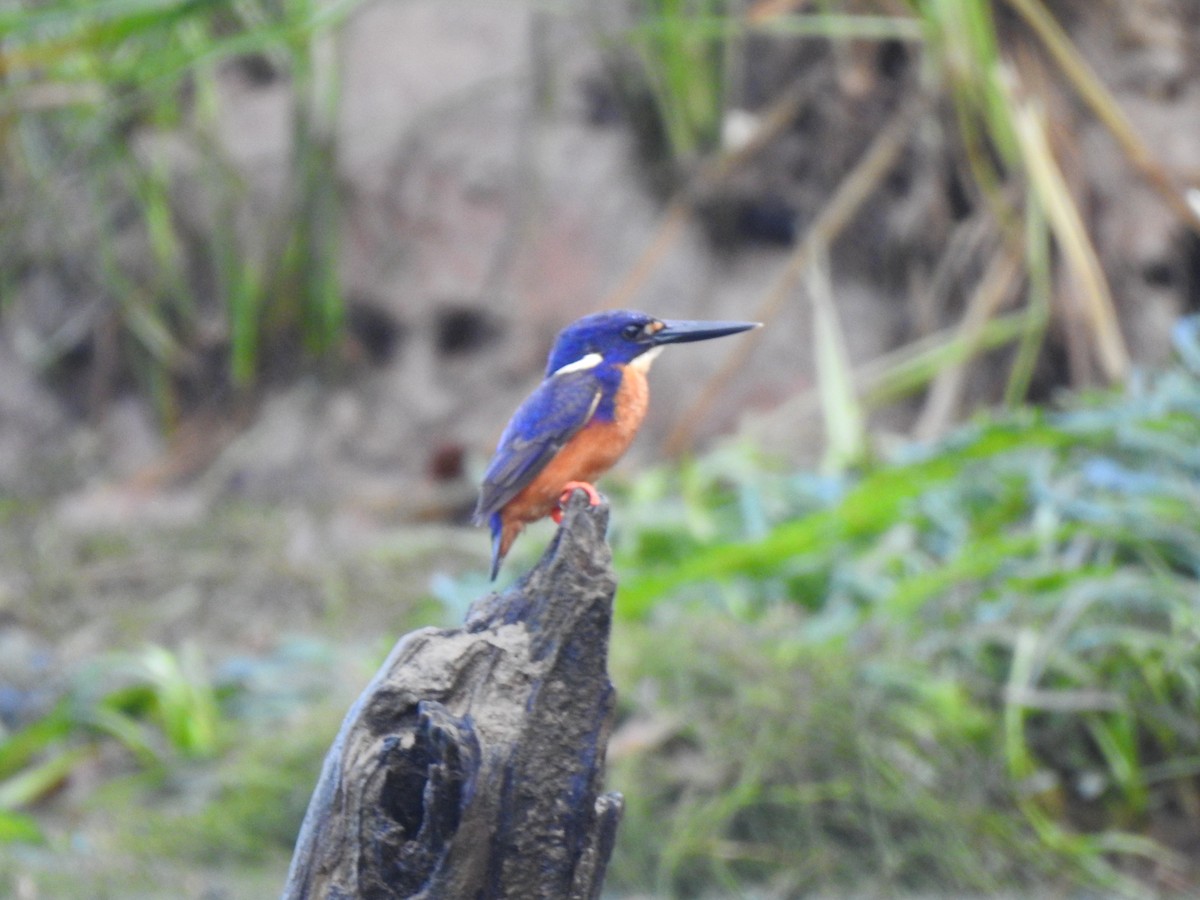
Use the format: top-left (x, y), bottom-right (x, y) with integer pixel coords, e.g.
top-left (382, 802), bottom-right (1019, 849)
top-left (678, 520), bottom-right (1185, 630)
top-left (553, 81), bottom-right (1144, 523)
top-left (474, 309), bottom-right (760, 579)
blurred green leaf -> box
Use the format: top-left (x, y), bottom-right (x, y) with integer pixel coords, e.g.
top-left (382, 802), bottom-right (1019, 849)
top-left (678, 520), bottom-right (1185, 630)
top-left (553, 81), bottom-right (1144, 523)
top-left (0, 809), bottom-right (44, 844)
top-left (607, 333), bottom-right (1200, 894)
top-left (0, 702), bottom-right (73, 780)
top-left (0, 745), bottom-right (91, 810)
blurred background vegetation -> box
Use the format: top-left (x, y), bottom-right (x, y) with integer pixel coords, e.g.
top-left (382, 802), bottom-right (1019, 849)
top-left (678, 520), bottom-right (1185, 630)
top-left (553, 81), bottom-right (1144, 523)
top-left (3, 0), bottom-right (1200, 897)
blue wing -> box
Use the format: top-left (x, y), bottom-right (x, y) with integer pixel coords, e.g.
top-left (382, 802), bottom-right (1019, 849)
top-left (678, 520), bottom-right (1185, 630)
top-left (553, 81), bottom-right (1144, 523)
top-left (474, 371), bottom-right (602, 524)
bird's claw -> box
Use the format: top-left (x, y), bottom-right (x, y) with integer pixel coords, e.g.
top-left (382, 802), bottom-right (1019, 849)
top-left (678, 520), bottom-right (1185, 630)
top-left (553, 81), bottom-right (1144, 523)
top-left (551, 481), bottom-right (602, 523)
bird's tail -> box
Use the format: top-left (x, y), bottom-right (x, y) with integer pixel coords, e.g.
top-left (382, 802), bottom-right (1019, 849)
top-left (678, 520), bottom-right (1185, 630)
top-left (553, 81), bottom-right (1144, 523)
top-left (488, 512), bottom-right (505, 581)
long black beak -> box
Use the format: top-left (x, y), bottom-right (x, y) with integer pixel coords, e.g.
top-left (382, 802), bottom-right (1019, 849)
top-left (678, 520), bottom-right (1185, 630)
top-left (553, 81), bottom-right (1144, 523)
top-left (650, 318), bottom-right (761, 346)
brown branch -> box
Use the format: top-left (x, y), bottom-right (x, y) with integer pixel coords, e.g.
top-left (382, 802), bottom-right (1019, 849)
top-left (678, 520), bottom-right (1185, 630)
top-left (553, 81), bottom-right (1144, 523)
top-left (661, 94), bottom-right (926, 457)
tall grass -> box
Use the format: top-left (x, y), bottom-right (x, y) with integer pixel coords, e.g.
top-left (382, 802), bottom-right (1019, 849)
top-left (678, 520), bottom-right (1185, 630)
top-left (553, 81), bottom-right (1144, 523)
top-left (0, 0), bottom-right (353, 420)
top-left (613, 0), bottom-right (1183, 453)
top-left (0, 642), bottom-right (223, 843)
top-left (628, 0), bottom-right (730, 166)
top-left (604, 321), bottom-right (1200, 894)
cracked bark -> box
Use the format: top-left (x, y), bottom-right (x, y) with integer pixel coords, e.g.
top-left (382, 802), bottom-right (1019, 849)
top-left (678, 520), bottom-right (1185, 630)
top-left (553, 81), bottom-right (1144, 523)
top-left (282, 491), bottom-right (623, 900)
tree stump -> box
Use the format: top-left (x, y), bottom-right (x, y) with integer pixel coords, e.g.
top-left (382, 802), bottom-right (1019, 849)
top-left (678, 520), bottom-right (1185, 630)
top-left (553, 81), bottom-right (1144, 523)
top-left (282, 491), bottom-right (623, 899)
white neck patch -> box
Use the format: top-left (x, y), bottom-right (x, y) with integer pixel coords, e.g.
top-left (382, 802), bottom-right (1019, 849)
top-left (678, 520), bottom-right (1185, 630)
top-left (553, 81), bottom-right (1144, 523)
top-left (552, 352), bottom-right (603, 376)
top-left (628, 346), bottom-right (663, 372)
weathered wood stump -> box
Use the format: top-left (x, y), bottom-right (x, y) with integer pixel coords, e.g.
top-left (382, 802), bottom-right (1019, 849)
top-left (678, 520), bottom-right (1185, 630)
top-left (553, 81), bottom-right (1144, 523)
top-left (282, 491), bottom-right (623, 899)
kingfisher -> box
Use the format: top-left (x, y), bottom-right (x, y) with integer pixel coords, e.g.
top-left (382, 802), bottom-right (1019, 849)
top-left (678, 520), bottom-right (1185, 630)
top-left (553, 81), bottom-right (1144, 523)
top-left (474, 309), bottom-right (760, 579)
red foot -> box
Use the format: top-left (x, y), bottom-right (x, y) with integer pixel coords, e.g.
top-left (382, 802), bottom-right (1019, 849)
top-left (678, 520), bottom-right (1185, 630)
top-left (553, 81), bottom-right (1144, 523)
top-left (550, 481), bottom-right (602, 523)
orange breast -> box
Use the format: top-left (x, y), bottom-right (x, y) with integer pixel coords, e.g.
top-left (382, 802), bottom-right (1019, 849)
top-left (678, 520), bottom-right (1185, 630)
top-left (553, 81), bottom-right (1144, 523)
top-left (498, 365), bottom-right (649, 550)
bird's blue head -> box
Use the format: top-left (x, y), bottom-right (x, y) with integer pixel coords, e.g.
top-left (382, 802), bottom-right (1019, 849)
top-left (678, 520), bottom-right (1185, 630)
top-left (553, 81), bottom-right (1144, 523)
top-left (544, 310), bottom-right (759, 377)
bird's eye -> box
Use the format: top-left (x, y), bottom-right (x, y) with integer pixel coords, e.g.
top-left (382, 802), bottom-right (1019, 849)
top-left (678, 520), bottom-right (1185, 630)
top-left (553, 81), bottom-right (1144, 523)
top-left (621, 323), bottom-right (643, 341)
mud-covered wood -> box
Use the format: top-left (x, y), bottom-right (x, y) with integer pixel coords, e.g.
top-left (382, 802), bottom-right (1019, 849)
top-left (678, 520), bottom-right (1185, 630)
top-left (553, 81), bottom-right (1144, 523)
top-left (282, 491), bottom-right (623, 900)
